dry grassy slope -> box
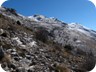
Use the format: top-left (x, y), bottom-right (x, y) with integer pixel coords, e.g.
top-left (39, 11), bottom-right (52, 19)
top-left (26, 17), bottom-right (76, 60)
top-left (0, 11), bottom-right (96, 72)
top-left (0, 14), bottom-right (73, 72)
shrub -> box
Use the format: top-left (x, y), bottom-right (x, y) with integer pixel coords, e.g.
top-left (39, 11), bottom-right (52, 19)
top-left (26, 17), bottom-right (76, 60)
top-left (0, 14), bottom-right (4, 18)
top-left (34, 28), bottom-right (49, 43)
top-left (54, 64), bottom-right (71, 72)
top-left (1, 32), bottom-right (7, 37)
top-left (64, 44), bottom-right (73, 51)
top-left (16, 21), bottom-right (21, 25)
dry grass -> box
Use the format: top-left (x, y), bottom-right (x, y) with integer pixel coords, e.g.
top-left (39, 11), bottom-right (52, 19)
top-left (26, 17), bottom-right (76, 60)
top-left (1, 52), bottom-right (11, 64)
top-left (55, 64), bottom-right (71, 72)
top-left (0, 14), bottom-right (34, 35)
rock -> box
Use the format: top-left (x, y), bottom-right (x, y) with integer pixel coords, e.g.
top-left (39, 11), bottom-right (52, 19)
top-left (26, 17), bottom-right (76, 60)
top-left (0, 29), bottom-right (4, 35)
top-left (0, 48), bottom-right (4, 61)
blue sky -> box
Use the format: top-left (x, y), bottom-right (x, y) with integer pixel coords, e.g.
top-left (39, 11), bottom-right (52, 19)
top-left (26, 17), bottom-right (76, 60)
top-left (3, 0), bottom-right (96, 30)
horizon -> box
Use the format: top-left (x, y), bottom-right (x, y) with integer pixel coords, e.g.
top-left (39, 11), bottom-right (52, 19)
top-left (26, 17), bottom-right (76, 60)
top-left (2, 0), bottom-right (96, 30)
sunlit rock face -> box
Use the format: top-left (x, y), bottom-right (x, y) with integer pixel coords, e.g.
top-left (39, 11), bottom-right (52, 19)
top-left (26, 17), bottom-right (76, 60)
top-left (0, 7), bottom-right (96, 72)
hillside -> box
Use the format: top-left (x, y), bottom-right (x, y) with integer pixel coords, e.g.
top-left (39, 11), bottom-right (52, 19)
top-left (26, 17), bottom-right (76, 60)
top-left (0, 7), bottom-right (96, 72)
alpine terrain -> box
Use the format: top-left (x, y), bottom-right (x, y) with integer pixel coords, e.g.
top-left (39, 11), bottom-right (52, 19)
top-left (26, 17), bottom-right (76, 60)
top-left (0, 7), bottom-right (96, 72)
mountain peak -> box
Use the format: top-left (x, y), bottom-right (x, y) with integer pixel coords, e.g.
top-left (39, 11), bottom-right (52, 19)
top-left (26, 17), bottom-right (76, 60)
top-left (28, 14), bottom-right (63, 24)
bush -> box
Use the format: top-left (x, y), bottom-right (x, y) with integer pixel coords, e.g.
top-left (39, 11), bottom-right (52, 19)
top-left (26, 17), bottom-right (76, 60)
top-left (34, 28), bottom-right (49, 43)
top-left (64, 44), bottom-right (73, 51)
top-left (16, 21), bottom-right (21, 25)
top-left (54, 64), bottom-right (71, 72)
top-left (0, 14), bottom-right (2, 17)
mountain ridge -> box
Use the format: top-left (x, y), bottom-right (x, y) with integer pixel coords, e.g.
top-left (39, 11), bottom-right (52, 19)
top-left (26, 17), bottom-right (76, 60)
top-left (0, 7), bottom-right (96, 72)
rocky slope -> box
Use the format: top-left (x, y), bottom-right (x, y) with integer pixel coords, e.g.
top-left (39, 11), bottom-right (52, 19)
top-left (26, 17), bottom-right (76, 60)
top-left (0, 7), bottom-right (96, 72)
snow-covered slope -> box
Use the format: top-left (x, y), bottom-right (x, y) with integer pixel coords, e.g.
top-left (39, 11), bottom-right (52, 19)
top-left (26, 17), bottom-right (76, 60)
top-left (28, 14), bottom-right (63, 24)
top-left (68, 23), bottom-right (96, 38)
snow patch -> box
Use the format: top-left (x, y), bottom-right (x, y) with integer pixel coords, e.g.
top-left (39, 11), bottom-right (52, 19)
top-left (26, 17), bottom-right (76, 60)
top-left (28, 41), bottom-right (37, 47)
top-left (76, 40), bottom-right (81, 43)
top-left (12, 37), bottom-right (22, 45)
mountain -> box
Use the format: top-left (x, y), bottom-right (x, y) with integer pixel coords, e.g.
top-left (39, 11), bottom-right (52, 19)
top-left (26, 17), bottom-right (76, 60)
top-left (0, 7), bottom-right (96, 72)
